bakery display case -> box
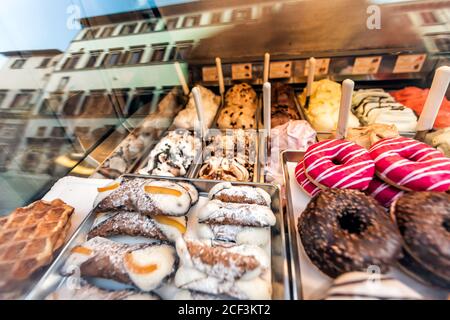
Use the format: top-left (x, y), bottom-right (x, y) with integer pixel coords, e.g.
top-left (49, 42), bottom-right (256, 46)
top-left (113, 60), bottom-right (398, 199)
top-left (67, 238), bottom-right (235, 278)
top-left (0, 0), bottom-right (450, 301)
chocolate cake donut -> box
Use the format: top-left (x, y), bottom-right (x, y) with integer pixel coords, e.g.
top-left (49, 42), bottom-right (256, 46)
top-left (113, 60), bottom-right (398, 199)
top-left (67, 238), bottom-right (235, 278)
top-left (298, 189), bottom-right (402, 278)
top-left (392, 192), bottom-right (450, 287)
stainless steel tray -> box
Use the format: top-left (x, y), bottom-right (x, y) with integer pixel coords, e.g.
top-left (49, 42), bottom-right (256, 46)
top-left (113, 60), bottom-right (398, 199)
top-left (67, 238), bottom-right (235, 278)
top-left (25, 175), bottom-right (291, 300)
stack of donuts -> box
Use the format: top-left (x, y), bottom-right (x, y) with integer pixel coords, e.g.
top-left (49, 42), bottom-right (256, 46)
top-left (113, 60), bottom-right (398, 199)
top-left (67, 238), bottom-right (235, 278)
top-left (295, 136), bottom-right (450, 295)
top-left (295, 136), bottom-right (450, 207)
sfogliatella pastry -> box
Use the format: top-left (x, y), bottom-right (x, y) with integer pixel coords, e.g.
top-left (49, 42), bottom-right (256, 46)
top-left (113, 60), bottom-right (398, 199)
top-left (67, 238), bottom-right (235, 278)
top-left (174, 238), bottom-right (271, 299)
top-left (47, 281), bottom-right (161, 300)
top-left (298, 189), bottom-right (402, 278)
top-left (217, 83), bottom-right (258, 129)
top-left (173, 85), bottom-right (221, 130)
top-left (392, 192), bottom-right (450, 287)
top-left (352, 89), bottom-right (417, 132)
top-left (345, 124), bottom-right (399, 149)
top-left (425, 127), bottom-right (450, 158)
top-left (271, 83), bottom-right (300, 128)
top-left (0, 199), bottom-right (74, 292)
top-left (139, 130), bottom-right (200, 177)
top-left (209, 182), bottom-right (271, 207)
top-left (322, 272), bottom-right (422, 300)
top-left (62, 237), bottom-right (176, 292)
top-left (94, 178), bottom-right (197, 217)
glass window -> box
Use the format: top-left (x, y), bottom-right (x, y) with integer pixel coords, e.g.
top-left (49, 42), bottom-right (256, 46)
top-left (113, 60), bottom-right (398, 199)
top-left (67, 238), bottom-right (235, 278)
top-left (57, 77), bottom-right (70, 90)
top-left (128, 50), bottom-right (143, 65)
top-left (85, 53), bottom-right (100, 68)
top-left (128, 90), bottom-right (154, 116)
top-left (11, 59), bottom-right (26, 69)
top-left (232, 8), bottom-right (252, 21)
top-left (82, 28), bottom-right (100, 40)
top-left (169, 42), bottom-right (193, 61)
top-left (61, 55), bottom-right (80, 70)
top-left (211, 12), bottom-right (222, 24)
top-left (0, 125), bottom-right (19, 138)
top-left (38, 57), bottom-right (51, 68)
top-left (102, 52), bottom-right (122, 67)
top-left (100, 26), bottom-right (115, 38)
top-left (36, 126), bottom-right (46, 137)
top-left (50, 127), bottom-right (66, 138)
top-left (165, 17), bottom-right (178, 30)
top-left (150, 44), bottom-right (167, 62)
top-left (9, 92), bottom-right (33, 109)
top-left (39, 93), bottom-right (63, 114)
top-left (62, 92), bottom-right (83, 116)
top-left (420, 11), bottom-right (440, 25)
top-left (140, 21), bottom-right (157, 33)
top-left (79, 92), bottom-right (114, 116)
top-left (183, 15), bottom-right (201, 28)
top-left (120, 23), bottom-right (137, 35)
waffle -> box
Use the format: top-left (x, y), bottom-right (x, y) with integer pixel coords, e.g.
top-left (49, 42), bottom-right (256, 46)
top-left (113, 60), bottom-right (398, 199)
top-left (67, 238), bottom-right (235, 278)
top-left (0, 199), bottom-right (74, 291)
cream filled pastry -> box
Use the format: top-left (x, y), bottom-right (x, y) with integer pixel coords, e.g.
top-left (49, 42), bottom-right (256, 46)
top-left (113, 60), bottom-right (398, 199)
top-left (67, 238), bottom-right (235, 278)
top-left (345, 124), bottom-right (400, 149)
top-left (425, 127), bottom-right (450, 158)
top-left (217, 83), bottom-right (258, 130)
top-left (298, 79), bottom-right (360, 132)
top-left (139, 130), bottom-right (200, 177)
top-left (173, 85), bottom-right (221, 130)
top-left (352, 89), bottom-right (417, 132)
top-left (209, 182), bottom-right (271, 207)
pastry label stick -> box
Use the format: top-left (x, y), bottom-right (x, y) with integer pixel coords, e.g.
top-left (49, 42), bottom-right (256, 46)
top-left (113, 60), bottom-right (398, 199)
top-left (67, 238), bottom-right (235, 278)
top-left (416, 66), bottom-right (450, 139)
top-left (174, 61), bottom-right (190, 96)
top-left (263, 82), bottom-right (272, 159)
top-left (305, 57), bottom-right (316, 109)
top-left (336, 79), bottom-right (355, 139)
top-left (263, 52), bottom-right (270, 83)
top-left (192, 86), bottom-right (207, 139)
top-left (215, 57), bottom-right (225, 98)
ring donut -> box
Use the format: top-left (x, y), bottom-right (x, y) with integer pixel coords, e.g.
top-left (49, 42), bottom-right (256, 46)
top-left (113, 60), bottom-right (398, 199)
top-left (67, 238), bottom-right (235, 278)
top-left (366, 177), bottom-right (403, 208)
top-left (295, 160), bottom-right (321, 197)
top-left (303, 139), bottom-right (375, 191)
top-left (369, 137), bottom-right (450, 192)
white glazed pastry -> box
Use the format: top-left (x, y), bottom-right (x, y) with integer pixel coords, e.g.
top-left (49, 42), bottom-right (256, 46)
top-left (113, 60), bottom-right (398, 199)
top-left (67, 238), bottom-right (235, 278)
top-left (352, 89), bottom-right (418, 132)
top-left (139, 130), bottom-right (200, 177)
top-left (322, 272), bottom-right (423, 300)
top-left (209, 182), bottom-right (271, 207)
top-left (173, 85), bottom-right (221, 130)
top-left (197, 224), bottom-right (271, 247)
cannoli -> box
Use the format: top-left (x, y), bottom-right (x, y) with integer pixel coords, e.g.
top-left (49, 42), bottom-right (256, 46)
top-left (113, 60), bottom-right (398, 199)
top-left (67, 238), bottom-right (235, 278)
top-left (197, 224), bottom-right (270, 247)
top-left (88, 211), bottom-right (169, 241)
top-left (198, 200), bottom-right (276, 227)
top-left (94, 178), bottom-right (195, 217)
top-left (62, 237), bottom-right (176, 292)
top-left (208, 182), bottom-right (271, 207)
top-left (198, 157), bottom-right (250, 182)
top-left (173, 289), bottom-right (230, 300)
top-left (47, 281), bottom-right (161, 300)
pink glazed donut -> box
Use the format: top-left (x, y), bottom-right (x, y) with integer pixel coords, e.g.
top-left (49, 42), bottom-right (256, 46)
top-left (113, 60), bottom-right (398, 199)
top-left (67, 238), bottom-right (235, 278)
top-left (303, 139), bottom-right (375, 190)
top-left (295, 159), bottom-right (321, 197)
top-left (369, 137), bottom-right (450, 192)
top-left (366, 177), bottom-right (404, 208)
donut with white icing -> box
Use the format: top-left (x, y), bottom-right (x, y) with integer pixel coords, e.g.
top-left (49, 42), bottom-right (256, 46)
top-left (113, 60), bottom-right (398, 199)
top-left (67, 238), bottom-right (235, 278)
top-left (294, 159), bottom-right (321, 197)
top-left (366, 177), bottom-right (403, 208)
top-left (369, 137), bottom-right (450, 192)
top-left (302, 139), bottom-right (375, 190)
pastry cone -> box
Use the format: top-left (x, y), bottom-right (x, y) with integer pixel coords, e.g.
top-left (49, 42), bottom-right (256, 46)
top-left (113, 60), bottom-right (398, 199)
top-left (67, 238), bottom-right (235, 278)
top-left (63, 237), bottom-right (176, 291)
top-left (197, 223), bottom-right (270, 247)
top-left (198, 200), bottom-right (276, 227)
top-left (95, 178), bottom-right (194, 217)
top-left (209, 182), bottom-right (271, 207)
top-left (88, 211), bottom-right (168, 241)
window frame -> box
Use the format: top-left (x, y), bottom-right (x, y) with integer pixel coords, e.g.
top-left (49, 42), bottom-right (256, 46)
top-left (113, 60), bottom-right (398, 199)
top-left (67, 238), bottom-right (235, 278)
top-left (120, 23), bottom-right (138, 35)
top-left (150, 43), bottom-right (168, 62)
top-left (182, 14), bottom-right (201, 28)
top-left (11, 58), bottom-right (26, 69)
top-left (100, 26), bottom-right (116, 38)
top-left (140, 20), bottom-right (157, 33)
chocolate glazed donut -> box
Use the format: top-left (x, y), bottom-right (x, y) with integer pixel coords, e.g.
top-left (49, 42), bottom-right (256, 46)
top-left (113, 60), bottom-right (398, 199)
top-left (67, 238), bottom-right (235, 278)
top-left (392, 192), bottom-right (450, 286)
top-left (298, 189), bottom-right (402, 278)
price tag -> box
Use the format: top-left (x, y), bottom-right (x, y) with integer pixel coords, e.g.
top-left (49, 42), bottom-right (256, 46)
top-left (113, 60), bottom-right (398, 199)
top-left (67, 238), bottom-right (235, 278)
top-left (352, 56), bottom-right (382, 75)
top-left (202, 66), bottom-right (218, 82)
top-left (393, 54), bottom-right (426, 74)
top-left (231, 63), bottom-right (252, 80)
top-left (304, 58), bottom-right (330, 76)
top-left (269, 61), bottom-right (292, 78)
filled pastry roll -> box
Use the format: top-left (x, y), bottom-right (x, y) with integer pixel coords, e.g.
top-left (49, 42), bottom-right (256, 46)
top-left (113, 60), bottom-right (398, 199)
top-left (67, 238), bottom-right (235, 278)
top-left (198, 200), bottom-right (276, 227)
top-left (209, 182), bottom-right (271, 207)
top-left (62, 237), bottom-right (176, 292)
top-left (197, 224), bottom-right (270, 247)
top-left (94, 178), bottom-right (197, 217)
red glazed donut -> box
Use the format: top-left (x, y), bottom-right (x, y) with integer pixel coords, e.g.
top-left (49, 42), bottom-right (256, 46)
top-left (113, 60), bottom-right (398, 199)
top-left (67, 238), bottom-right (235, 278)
top-left (303, 139), bottom-right (375, 190)
top-left (369, 137), bottom-right (450, 192)
top-left (295, 159), bottom-right (321, 197)
top-left (366, 177), bottom-right (403, 208)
